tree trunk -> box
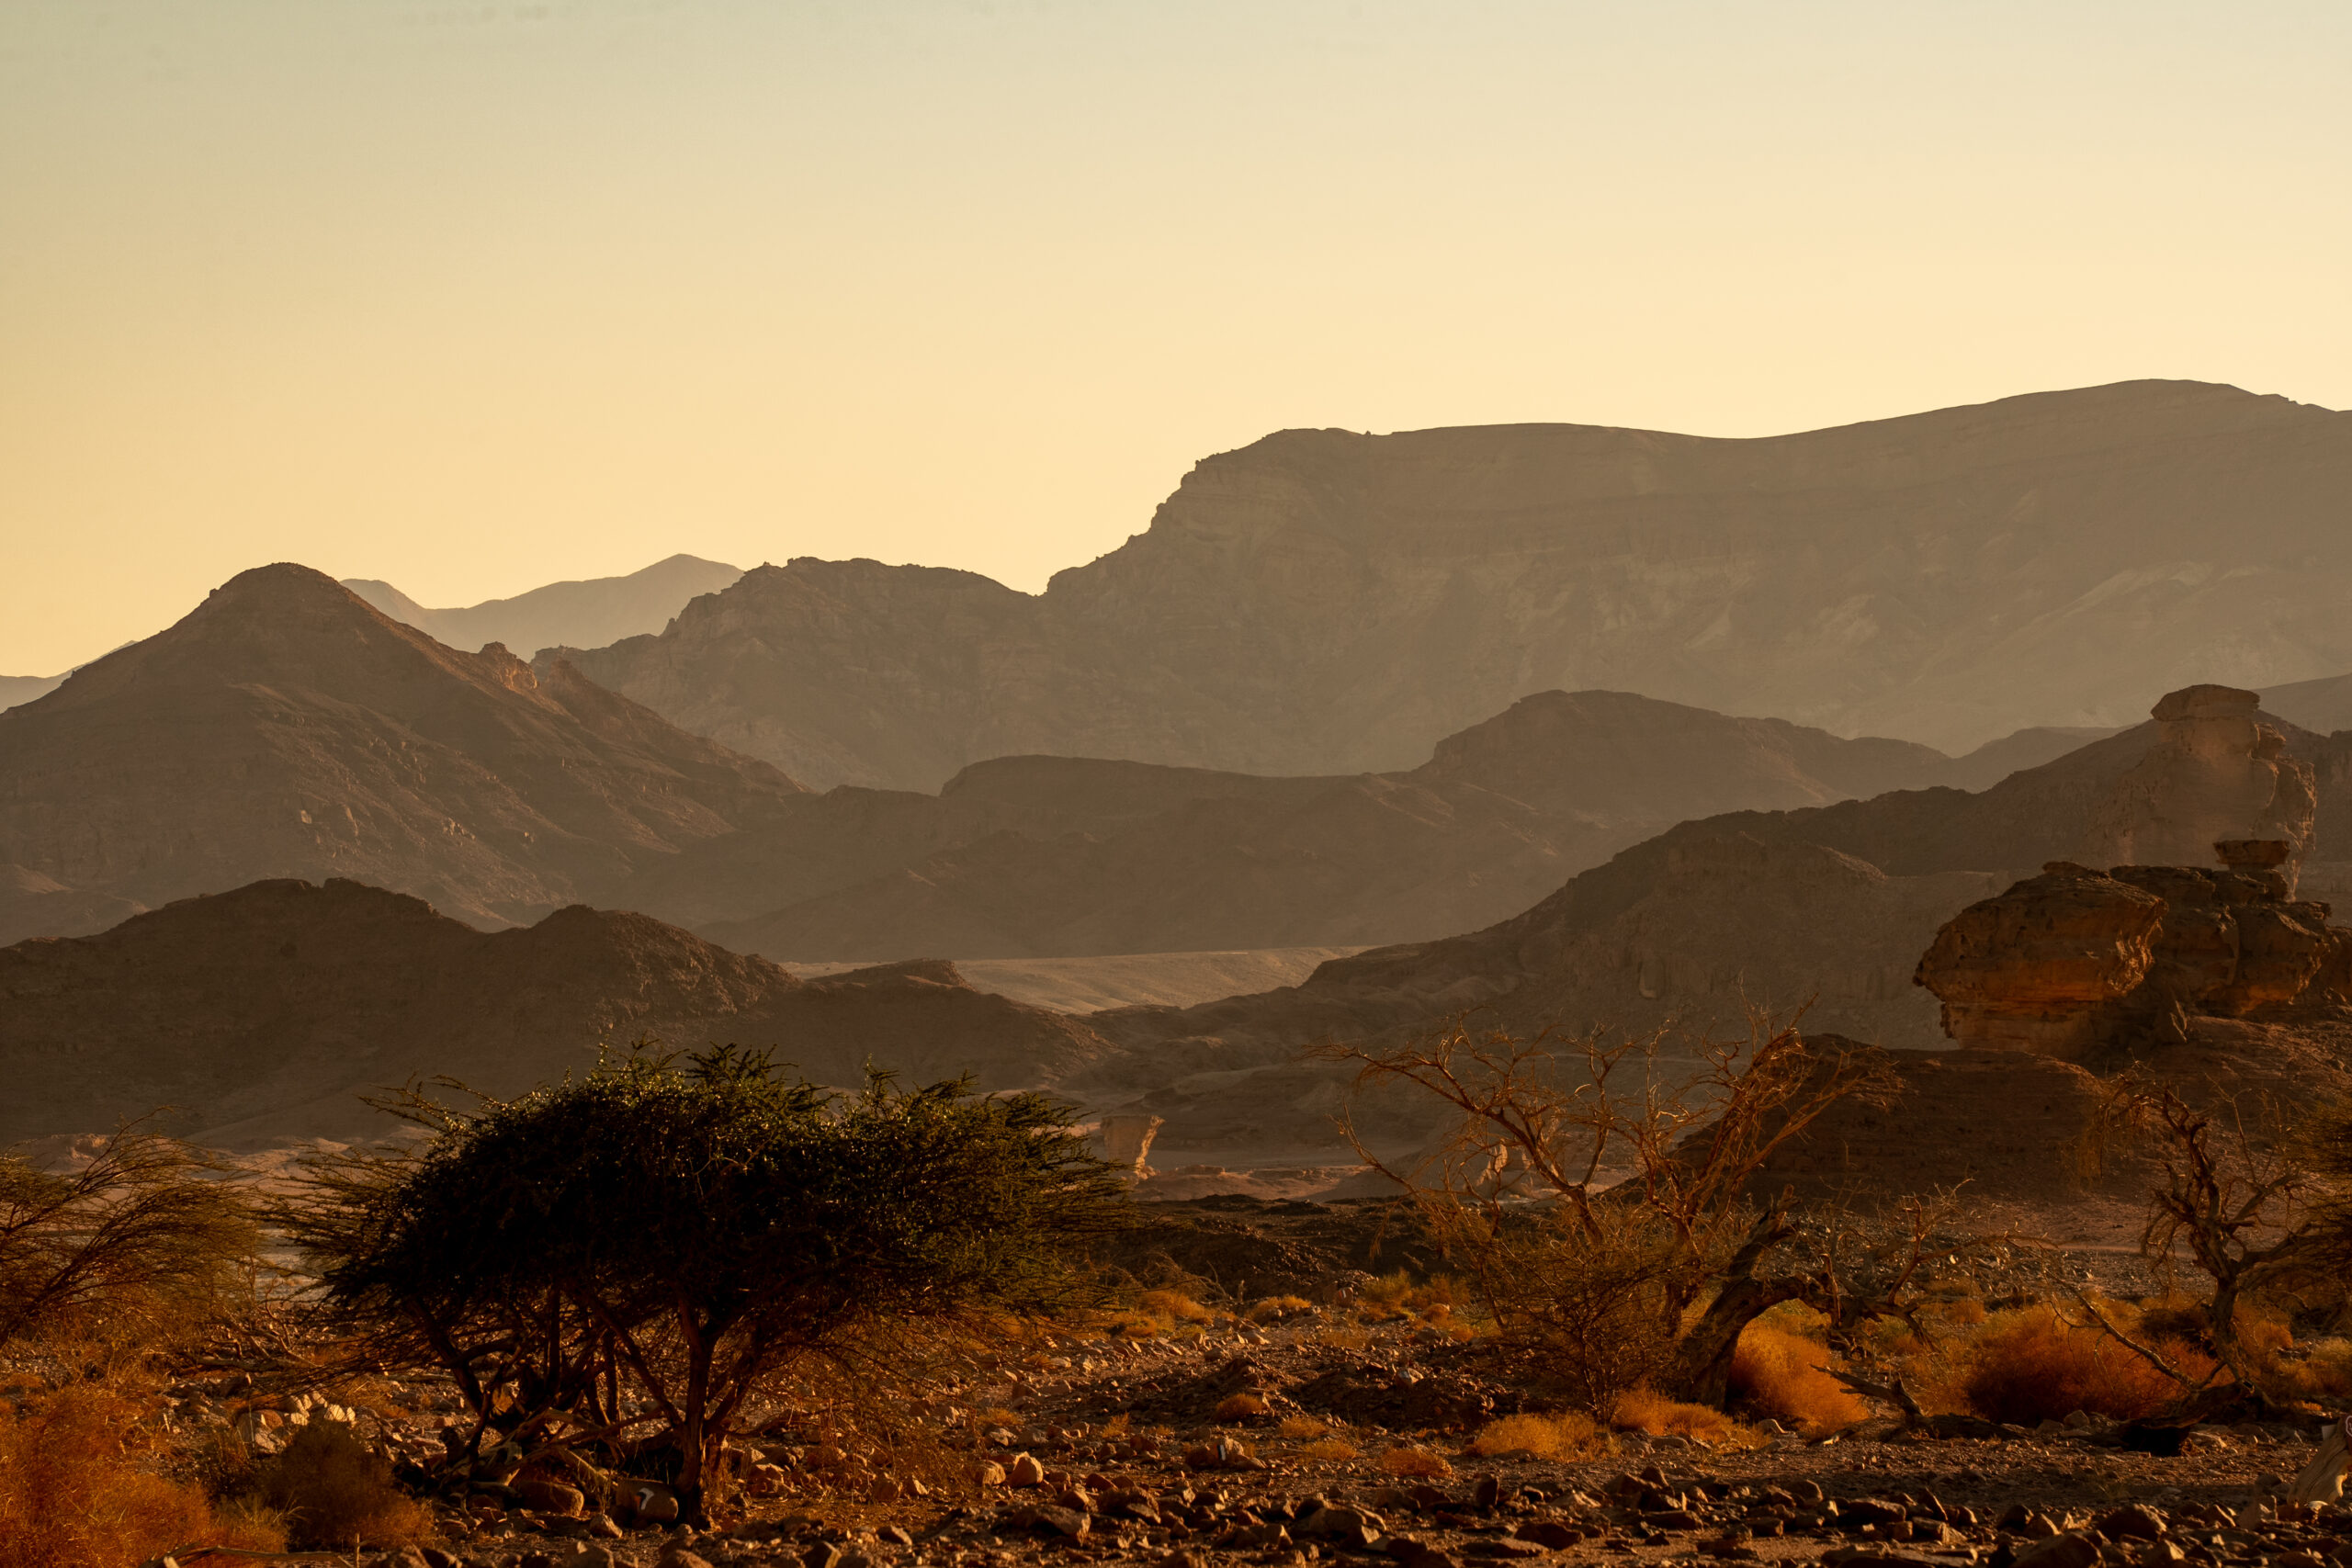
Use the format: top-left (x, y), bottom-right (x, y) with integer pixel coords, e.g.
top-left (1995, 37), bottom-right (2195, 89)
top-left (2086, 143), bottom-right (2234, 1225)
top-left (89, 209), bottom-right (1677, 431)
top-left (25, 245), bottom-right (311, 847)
top-left (1663, 1212), bottom-right (1798, 1407)
top-left (674, 1309), bottom-right (714, 1524)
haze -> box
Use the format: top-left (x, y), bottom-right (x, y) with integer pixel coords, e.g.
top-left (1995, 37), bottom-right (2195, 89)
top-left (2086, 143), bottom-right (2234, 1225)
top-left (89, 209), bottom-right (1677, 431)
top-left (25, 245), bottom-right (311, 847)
top-left (2, 0), bottom-right (2346, 676)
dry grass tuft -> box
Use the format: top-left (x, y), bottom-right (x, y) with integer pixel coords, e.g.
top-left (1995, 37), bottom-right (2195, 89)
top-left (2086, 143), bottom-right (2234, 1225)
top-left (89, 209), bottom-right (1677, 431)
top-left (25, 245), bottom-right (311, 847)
top-left (257, 1420), bottom-right (431, 1551)
top-left (1139, 1289), bottom-right (1213, 1324)
top-left (1610, 1387), bottom-right (1754, 1446)
top-left (0, 1382), bottom-right (284, 1568)
top-left (1958, 1303), bottom-right (2211, 1426)
top-left (1300, 1437), bottom-right (1363, 1462)
top-left (1278, 1415), bottom-right (1329, 1438)
top-left (1375, 1444), bottom-right (1453, 1478)
top-left (1213, 1393), bottom-right (1270, 1423)
top-left (1728, 1321), bottom-right (1868, 1434)
top-left (1247, 1295), bottom-right (1315, 1323)
top-left (1466, 1412), bottom-right (1607, 1461)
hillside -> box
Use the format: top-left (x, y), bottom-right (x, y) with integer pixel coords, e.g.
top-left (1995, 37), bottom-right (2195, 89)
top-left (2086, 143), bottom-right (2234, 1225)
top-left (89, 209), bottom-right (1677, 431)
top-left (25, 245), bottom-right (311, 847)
top-left (0, 879), bottom-right (1110, 1147)
top-left (0, 673), bottom-right (65, 713)
top-left (1080, 688), bottom-right (2352, 1161)
top-left (563, 381), bottom-right (2352, 790)
top-left (0, 564), bottom-right (806, 930)
top-left (345, 553), bottom-right (741, 657)
top-left (662, 690), bottom-right (2077, 959)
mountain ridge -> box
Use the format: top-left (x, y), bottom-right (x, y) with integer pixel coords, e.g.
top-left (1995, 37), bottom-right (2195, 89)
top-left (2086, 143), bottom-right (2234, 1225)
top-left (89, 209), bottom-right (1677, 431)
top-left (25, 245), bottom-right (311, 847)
top-left (561, 379), bottom-right (2352, 791)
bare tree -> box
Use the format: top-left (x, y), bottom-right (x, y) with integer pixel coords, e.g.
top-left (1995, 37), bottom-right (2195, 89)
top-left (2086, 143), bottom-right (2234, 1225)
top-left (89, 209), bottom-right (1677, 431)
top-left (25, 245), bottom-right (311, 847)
top-left (1317, 1012), bottom-right (1907, 1409)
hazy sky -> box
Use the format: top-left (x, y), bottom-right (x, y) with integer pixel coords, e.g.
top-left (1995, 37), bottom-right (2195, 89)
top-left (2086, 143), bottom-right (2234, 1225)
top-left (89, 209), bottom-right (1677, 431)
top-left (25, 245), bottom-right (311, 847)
top-left (3, 1), bottom-right (2346, 674)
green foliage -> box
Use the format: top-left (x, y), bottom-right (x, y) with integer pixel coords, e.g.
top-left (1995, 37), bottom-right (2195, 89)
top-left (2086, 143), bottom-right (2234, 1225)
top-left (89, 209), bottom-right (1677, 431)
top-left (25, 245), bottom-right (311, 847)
top-left (281, 1044), bottom-right (1130, 1518)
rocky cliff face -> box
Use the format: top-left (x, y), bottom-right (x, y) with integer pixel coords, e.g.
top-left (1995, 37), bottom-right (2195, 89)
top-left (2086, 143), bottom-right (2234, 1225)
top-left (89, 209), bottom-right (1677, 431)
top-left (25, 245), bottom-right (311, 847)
top-left (0, 565), bottom-right (806, 929)
top-left (0, 879), bottom-right (1111, 1146)
top-left (564, 381), bottom-right (2352, 790)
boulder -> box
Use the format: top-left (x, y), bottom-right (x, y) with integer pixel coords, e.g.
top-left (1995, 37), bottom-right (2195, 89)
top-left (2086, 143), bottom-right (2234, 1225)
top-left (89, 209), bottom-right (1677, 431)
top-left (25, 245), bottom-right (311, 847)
top-left (1913, 863), bottom-right (2165, 1054)
top-left (2079, 686), bottom-right (2316, 888)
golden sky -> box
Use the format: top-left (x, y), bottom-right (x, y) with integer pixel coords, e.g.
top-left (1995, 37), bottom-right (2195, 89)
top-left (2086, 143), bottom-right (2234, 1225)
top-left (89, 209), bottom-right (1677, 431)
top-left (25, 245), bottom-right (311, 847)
top-left (3, 0), bottom-right (2346, 674)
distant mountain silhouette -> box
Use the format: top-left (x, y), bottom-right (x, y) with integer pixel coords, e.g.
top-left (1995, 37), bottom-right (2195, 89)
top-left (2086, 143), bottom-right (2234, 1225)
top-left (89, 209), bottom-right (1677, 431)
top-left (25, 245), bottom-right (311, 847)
top-left (678, 690), bottom-right (2096, 961)
top-left (0, 674), bottom-right (66, 713)
top-left (0, 564), bottom-right (805, 929)
top-left (560, 381), bottom-right (2352, 791)
top-left (0, 878), bottom-right (1109, 1146)
top-left (345, 553), bottom-right (741, 657)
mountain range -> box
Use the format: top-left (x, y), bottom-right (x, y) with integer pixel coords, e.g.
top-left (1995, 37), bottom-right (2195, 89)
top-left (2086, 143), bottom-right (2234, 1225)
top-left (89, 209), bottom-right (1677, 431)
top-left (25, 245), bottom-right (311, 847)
top-left (343, 553), bottom-right (741, 658)
top-left (0, 561), bottom-right (2100, 955)
top-left (559, 380), bottom-right (2352, 791)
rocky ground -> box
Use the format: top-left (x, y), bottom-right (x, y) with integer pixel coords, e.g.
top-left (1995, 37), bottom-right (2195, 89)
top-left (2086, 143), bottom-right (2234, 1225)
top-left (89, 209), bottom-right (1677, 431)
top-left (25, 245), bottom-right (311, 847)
top-left (126, 1201), bottom-right (2346, 1568)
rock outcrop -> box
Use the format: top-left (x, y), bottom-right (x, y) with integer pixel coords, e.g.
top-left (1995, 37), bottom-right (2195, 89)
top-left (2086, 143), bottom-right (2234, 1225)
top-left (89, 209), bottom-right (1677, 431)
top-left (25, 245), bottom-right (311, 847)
top-left (2078, 685), bottom-right (2317, 886)
top-left (1914, 861), bottom-right (2352, 1058)
top-left (0, 879), bottom-right (1111, 1147)
top-left (562, 381), bottom-right (2352, 790)
top-left (0, 564), bottom-right (807, 930)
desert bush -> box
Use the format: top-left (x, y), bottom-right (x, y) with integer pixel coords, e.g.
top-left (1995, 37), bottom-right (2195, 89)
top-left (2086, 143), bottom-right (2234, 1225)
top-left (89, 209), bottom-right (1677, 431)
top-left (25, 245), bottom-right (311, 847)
top-left (1727, 1318), bottom-right (1868, 1433)
top-left (0, 1130), bottom-right (258, 1350)
top-left (283, 1045), bottom-right (1131, 1522)
top-left (1278, 1414), bottom-right (1328, 1438)
top-left (1213, 1393), bottom-right (1269, 1422)
top-left (257, 1420), bottom-right (430, 1551)
top-left (0, 1382), bottom-right (283, 1568)
top-left (1139, 1289), bottom-right (1213, 1323)
top-left (1246, 1295), bottom-right (1313, 1323)
top-left (1959, 1303), bottom-right (2214, 1425)
top-left (1300, 1437), bottom-right (1362, 1462)
top-left (1467, 1411), bottom-right (1606, 1461)
top-left (1375, 1444), bottom-right (1453, 1478)
top-left (1609, 1388), bottom-right (1754, 1446)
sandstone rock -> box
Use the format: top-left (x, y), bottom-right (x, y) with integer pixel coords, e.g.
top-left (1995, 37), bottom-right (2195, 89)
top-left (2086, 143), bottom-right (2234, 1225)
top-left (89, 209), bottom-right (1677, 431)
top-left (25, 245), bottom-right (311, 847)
top-left (2080, 686), bottom-right (2316, 887)
top-left (1914, 863), bottom-right (2165, 1053)
top-left (1007, 1451), bottom-right (1046, 1486)
top-left (1914, 857), bottom-right (2352, 1059)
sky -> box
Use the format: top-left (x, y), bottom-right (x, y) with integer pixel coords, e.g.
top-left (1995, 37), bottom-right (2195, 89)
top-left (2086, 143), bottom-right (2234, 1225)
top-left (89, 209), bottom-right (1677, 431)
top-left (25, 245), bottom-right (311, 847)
top-left (2, 1), bottom-right (2347, 675)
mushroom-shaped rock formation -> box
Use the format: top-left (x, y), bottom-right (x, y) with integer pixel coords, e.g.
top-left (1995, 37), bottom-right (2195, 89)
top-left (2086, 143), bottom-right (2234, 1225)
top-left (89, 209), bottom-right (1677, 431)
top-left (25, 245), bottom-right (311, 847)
top-left (1913, 863), bottom-right (2165, 1054)
top-left (2078, 684), bottom-right (2317, 890)
top-left (1915, 859), bottom-right (2352, 1056)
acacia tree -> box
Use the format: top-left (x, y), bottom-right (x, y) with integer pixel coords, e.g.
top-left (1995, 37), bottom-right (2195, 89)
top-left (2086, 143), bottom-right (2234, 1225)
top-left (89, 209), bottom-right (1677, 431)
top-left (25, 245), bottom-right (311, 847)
top-left (283, 1046), bottom-right (1130, 1521)
top-left (1318, 1014), bottom-right (1912, 1410)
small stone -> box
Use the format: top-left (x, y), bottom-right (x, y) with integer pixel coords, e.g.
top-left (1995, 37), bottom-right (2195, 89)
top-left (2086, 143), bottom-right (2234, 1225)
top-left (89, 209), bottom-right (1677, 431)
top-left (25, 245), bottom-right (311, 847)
top-left (1009, 1452), bottom-right (1048, 1487)
top-left (972, 1460), bottom-right (1009, 1486)
top-left (803, 1544), bottom-right (843, 1568)
top-left (2097, 1506), bottom-right (2167, 1542)
top-left (1035, 1505), bottom-right (1091, 1538)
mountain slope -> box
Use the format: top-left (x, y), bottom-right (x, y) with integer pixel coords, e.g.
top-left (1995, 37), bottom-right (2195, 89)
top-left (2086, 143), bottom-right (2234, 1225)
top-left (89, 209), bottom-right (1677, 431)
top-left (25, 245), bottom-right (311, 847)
top-left (0, 674), bottom-right (66, 713)
top-left (0, 879), bottom-right (1110, 1146)
top-left (0, 564), bottom-right (805, 928)
top-left (345, 554), bottom-right (741, 657)
top-left (565, 381), bottom-right (2352, 791)
top-left (657, 690), bottom-right (1999, 960)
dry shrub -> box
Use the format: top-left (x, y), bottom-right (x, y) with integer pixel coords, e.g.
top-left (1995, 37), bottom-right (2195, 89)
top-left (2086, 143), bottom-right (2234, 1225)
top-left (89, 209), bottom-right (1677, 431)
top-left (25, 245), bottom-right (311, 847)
top-left (1319, 1327), bottom-right (1373, 1352)
top-left (257, 1421), bottom-right (430, 1551)
top-left (1247, 1296), bottom-right (1313, 1323)
top-left (2282, 1338), bottom-right (2352, 1402)
top-left (1727, 1321), bottom-right (1868, 1434)
top-left (1959, 1304), bottom-right (2212, 1425)
top-left (1278, 1415), bottom-right (1328, 1438)
top-left (1300, 1437), bottom-right (1362, 1462)
top-left (1139, 1289), bottom-right (1212, 1323)
top-left (1467, 1412), bottom-right (1606, 1461)
top-left (0, 1383), bottom-right (283, 1568)
top-left (1376, 1444), bottom-right (1453, 1478)
top-left (1610, 1387), bottom-right (1752, 1446)
top-left (1213, 1393), bottom-right (1269, 1423)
